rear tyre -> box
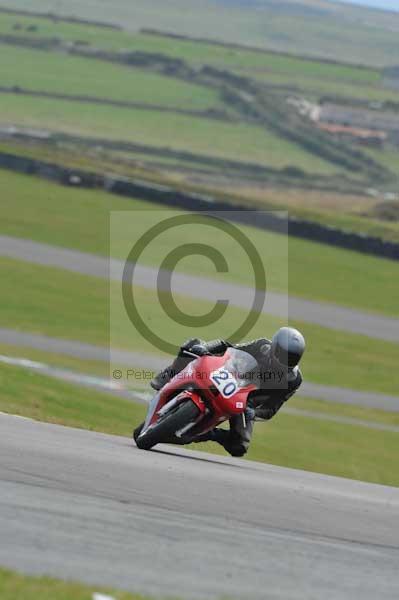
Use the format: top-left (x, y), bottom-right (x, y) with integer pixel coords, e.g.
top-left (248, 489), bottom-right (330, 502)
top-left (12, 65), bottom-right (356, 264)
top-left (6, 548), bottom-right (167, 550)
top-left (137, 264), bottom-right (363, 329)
top-left (135, 400), bottom-right (200, 451)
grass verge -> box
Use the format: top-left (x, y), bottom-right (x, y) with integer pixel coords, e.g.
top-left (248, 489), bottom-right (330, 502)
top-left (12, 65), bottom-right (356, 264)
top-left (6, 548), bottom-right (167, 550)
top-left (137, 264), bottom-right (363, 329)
top-left (290, 395), bottom-right (399, 427)
top-left (0, 362), bottom-right (146, 435)
top-left (0, 567), bottom-right (154, 600)
top-left (0, 342), bottom-right (109, 377)
top-left (244, 411), bottom-right (399, 487)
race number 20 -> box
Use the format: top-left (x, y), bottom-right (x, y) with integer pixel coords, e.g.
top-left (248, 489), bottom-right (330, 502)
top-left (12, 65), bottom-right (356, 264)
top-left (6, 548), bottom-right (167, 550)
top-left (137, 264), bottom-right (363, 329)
top-left (210, 369), bottom-right (238, 398)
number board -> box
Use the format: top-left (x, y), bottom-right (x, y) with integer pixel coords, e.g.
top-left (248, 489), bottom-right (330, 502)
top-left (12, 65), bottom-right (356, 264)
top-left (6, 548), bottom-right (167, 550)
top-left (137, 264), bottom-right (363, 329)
top-left (210, 368), bottom-right (238, 398)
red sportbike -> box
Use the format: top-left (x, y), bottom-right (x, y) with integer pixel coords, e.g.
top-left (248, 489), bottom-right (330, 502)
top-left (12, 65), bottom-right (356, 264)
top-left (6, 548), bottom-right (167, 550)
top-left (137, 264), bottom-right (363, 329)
top-left (134, 348), bottom-right (259, 450)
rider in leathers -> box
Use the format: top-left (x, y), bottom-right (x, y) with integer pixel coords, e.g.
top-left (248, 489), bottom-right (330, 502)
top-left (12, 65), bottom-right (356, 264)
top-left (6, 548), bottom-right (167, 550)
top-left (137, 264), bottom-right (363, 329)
top-left (148, 327), bottom-right (305, 457)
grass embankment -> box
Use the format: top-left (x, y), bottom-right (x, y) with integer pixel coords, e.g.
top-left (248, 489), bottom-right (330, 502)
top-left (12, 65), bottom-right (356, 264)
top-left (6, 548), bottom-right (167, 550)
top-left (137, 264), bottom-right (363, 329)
top-left (0, 567), bottom-right (153, 600)
top-left (243, 410), bottom-right (399, 487)
top-left (1, 170), bottom-right (398, 316)
top-left (0, 92), bottom-right (336, 173)
top-left (3, 137), bottom-right (399, 244)
top-left (1, 361), bottom-right (398, 487)
top-left (0, 362), bottom-right (146, 435)
top-left (1, 256), bottom-right (399, 398)
top-left (228, 184), bottom-right (399, 243)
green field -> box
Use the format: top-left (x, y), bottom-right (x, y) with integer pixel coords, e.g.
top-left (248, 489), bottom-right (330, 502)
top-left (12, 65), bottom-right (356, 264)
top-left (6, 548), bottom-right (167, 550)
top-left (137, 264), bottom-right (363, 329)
top-left (2, 0), bottom-right (399, 68)
top-left (1, 361), bottom-right (399, 487)
top-left (0, 92), bottom-right (338, 173)
top-left (2, 11), bottom-right (398, 106)
top-left (0, 567), bottom-right (153, 600)
top-left (1, 256), bottom-right (399, 397)
top-left (1, 8), bottom-right (398, 192)
top-left (250, 70), bottom-right (399, 104)
top-left (0, 13), bottom-right (382, 85)
top-left (1, 169), bottom-right (398, 317)
top-left (366, 148), bottom-right (399, 175)
top-left (0, 43), bottom-right (223, 111)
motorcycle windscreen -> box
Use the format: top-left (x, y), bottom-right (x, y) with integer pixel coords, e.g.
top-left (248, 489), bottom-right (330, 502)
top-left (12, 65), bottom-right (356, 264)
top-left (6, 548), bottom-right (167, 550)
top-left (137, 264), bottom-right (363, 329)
top-left (222, 348), bottom-right (260, 389)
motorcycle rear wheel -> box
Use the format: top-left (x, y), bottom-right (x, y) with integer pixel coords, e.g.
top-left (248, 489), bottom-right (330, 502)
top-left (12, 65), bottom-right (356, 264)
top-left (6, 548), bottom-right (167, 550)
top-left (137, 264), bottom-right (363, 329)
top-left (135, 400), bottom-right (200, 450)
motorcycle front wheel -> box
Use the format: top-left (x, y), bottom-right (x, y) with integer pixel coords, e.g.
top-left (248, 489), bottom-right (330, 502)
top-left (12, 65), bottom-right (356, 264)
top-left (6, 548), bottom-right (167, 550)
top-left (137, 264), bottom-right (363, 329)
top-left (134, 400), bottom-right (200, 450)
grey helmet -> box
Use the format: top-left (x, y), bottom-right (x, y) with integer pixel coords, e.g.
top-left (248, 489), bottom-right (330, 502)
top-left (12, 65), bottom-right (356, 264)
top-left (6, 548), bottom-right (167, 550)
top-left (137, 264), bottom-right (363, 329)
top-left (271, 327), bottom-right (305, 369)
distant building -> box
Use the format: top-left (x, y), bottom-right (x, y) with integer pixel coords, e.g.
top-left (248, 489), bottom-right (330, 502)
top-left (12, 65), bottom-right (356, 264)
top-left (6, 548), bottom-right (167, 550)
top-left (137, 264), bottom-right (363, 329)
top-left (317, 123), bottom-right (388, 147)
top-left (318, 103), bottom-right (399, 132)
top-left (315, 102), bottom-right (399, 146)
top-left (316, 123), bottom-right (386, 147)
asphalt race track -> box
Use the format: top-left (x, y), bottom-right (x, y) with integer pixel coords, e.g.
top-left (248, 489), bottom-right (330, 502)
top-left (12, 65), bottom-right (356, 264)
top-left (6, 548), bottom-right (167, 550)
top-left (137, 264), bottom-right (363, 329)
top-left (1, 413), bottom-right (399, 600)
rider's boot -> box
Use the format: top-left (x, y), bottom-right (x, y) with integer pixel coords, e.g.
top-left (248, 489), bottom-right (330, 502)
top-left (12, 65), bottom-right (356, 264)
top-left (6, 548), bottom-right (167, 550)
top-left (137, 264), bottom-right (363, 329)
top-left (193, 428), bottom-right (230, 448)
top-left (194, 429), bottom-right (244, 456)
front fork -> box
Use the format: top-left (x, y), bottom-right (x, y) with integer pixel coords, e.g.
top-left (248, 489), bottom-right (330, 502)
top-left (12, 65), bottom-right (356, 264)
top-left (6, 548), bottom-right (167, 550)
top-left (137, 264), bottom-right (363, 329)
top-left (143, 390), bottom-right (206, 434)
top-left (143, 390), bottom-right (161, 430)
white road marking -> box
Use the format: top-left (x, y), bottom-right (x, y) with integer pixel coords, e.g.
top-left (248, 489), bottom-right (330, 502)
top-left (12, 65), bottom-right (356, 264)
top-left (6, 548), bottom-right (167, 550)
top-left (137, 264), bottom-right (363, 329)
top-left (0, 354), bottom-right (46, 369)
top-left (0, 353), bottom-right (124, 391)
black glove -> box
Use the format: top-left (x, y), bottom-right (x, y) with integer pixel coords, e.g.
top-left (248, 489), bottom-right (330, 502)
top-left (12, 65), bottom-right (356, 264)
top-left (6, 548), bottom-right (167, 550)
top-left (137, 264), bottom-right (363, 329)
top-left (245, 407), bottom-right (256, 421)
top-left (179, 338), bottom-right (206, 357)
top-left (204, 339), bottom-right (230, 355)
top-left (189, 343), bottom-right (210, 357)
top-left (179, 338), bottom-right (229, 358)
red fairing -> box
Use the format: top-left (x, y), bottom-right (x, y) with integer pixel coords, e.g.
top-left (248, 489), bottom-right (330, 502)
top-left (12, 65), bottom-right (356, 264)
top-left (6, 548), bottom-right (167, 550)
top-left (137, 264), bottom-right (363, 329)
top-left (145, 351), bottom-right (258, 435)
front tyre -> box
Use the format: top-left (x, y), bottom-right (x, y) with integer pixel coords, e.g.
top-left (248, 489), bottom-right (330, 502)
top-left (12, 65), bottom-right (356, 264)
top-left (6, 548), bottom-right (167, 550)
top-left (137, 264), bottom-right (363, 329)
top-left (135, 400), bottom-right (200, 450)
top-left (133, 422), bottom-right (144, 444)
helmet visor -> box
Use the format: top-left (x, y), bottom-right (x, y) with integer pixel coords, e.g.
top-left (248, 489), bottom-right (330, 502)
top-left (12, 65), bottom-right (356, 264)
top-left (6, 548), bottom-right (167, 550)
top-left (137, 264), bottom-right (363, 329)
top-left (274, 344), bottom-right (301, 368)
